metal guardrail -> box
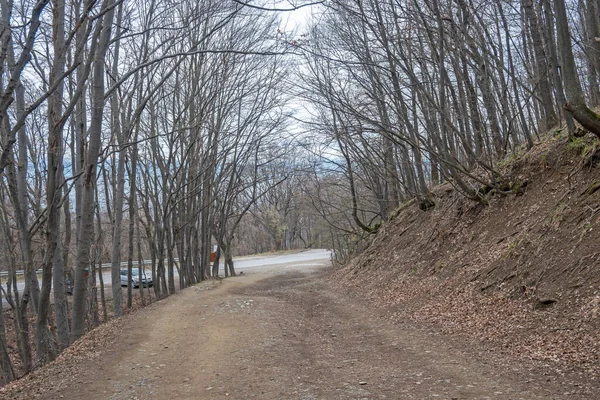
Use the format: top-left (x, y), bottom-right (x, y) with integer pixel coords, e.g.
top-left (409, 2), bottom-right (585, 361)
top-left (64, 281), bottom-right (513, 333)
top-left (0, 258), bottom-right (179, 277)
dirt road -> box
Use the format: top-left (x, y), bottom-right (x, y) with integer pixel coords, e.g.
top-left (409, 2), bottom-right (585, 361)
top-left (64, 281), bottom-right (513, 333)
top-left (4, 261), bottom-right (595, 399)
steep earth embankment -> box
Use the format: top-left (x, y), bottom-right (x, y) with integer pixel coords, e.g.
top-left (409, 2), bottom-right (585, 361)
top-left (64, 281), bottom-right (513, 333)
top-left (333, 134), bottom-right (600, 378)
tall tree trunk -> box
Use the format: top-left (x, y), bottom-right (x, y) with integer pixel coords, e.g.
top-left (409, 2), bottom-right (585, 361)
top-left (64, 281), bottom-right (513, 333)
top-left (4, 163), bottom-right (33, 372)
top-left (166, 225), bottom-right (176, 293)
top-left (72, 0), bottom-right (116, 341)
top-left (128, 139), bottom-right (139, 309)
top-left (500, 0), bottom-right (534, 148)
top-left (0, 202), bottom-right (32, 373)
top-left (0, 288), bottom-right (14, 383)
top-left (95, 198), bottom-right (108, 323)
top-left (36, 0), bottom-right (67, 364)
top-left (56, 171), bottom-right (72, 350)
top-left (584, 0), bottom-right (600, 106)
top-left (5, 28), bottom-right (40, 313)
top-left (223, 236), bottom-right (236, 277)
top-left (0, 209), bottom-right (14, 383)
top-left (553, 0), bottom-right (600, 136)
top-left (110, 1), bottom-right (125, 317)
top-left (542, 0), bottom-right (576, 136)
top-left (136, 213), bottom-right (146, 306)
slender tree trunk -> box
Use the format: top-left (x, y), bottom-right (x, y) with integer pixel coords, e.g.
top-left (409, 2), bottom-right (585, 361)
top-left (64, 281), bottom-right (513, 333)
top-left (223, 237), bottom-right (236, 277)
top-left (0, 288), bottom-right (14, 383)
top-left (136, 207), bottom-right (146, 307)
top-left (57, 172), bottom-right (72, 349)
top-left (95, 199), bottom-right (108, 323)
top-left (128, 140), bottom-right (139, 309)
top-left (554, 0), bottom-right (600, 136)
top-left (72, 0), bottom-right (116, 341)
top-left (0, 202), bottom-right (32, 373)
top-left (584, 0), bottom-right (600, 106)
top-left (542, 0), bottom-right (576, 136)
top-left (166, 226), bottom-right (176, 293)
top-left (110, 1), bottom-right (125, 317)
top-left (0, 208), bottom-right (14, 382)
top-left (36, 0), bottom-right (68, 364)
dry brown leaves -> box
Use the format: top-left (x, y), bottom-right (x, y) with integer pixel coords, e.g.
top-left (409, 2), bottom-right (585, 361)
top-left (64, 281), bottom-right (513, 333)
top-left (330, 137), bottom-right (600, 385)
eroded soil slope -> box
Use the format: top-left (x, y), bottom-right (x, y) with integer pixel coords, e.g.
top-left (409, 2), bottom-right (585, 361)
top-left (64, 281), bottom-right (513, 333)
top-left (333, 135), bottom-right (600, 380)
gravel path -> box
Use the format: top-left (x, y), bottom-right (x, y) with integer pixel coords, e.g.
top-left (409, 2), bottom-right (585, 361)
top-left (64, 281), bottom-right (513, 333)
top-left (3, 261), bottom-right (594, 399)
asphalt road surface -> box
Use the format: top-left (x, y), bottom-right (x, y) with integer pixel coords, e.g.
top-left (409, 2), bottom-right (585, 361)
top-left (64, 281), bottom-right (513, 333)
top-left (3, 250), bottom-right (331, 307)
top-left (95, 249), bottom-right (332, 290)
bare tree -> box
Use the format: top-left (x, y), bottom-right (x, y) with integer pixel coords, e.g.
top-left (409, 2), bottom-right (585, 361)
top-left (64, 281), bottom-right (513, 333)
top-left (553, 0), bottom-right (600, 136)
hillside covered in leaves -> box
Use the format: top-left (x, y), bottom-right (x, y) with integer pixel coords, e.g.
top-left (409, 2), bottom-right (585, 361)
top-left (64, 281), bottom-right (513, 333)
top-left (333, 134), bottom-right (600, 379)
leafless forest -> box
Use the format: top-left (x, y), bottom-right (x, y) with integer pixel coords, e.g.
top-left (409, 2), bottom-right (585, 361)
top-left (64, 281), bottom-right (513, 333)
top-left (0, 0), bottom-right (598, 385)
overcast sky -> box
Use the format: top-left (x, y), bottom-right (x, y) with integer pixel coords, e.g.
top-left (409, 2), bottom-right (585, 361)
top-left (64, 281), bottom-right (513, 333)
top-left (280, 2), bottom-right (315, 32)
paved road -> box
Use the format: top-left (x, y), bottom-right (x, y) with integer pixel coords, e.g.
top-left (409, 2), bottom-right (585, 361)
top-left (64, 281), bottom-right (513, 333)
top-left (3, 249), bottom-right (331, 307)
top-left (97, 249), bottom-right (331, 289)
